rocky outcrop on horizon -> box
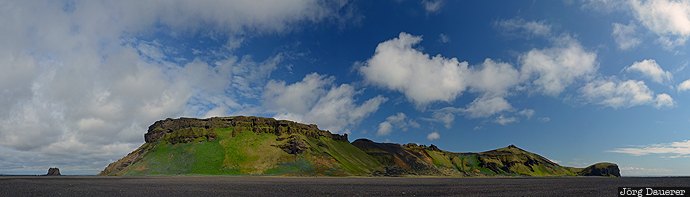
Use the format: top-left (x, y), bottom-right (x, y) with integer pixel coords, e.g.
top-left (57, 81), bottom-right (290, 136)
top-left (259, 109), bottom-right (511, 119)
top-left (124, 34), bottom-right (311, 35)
top-left (577, 162), bottom-right (621, 177)
top-left (46, 168), bottom-right (61, 176)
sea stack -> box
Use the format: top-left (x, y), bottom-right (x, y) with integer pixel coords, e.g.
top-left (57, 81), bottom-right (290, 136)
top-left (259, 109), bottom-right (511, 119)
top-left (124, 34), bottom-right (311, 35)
top-left (47, 168), bottom-right (61, 176)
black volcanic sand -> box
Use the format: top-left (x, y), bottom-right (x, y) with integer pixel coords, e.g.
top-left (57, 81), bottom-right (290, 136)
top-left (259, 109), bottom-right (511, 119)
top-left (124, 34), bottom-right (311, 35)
top-left (1, 176), bottom-right (689, 196)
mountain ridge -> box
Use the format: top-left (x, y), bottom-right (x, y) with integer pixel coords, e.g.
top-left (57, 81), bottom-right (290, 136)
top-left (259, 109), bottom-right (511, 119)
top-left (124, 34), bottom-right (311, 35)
top-left (100, 116), bottom-right (620, 177)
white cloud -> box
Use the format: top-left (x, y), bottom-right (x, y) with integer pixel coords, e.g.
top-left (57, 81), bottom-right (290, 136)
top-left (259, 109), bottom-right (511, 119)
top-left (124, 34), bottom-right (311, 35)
top-left (580, 78), bottom-right (674, 108)
top-left (361, 33), bottom-right (599, 128)
top-left (360, 33), bottom-right (521, 109)
top-left (359, 32), bottom-right (470, 106)
top-left (360, 32), bottom-right (528, 129)
top-left (426, 131), bottom-right (441, 141)
top-left (264, 73), bottom-right (387, 133)
top-left (518, 109), bottom-right (536, 119)
top-left (629, 0), bottom-right (690, 48)
top-left (468, 59), bottom-right (521, 97)
top-left (377, 122), bottom-right (393, 136)
top-left (264, 73), bottom-right (333, 115)
top-left (421, 0), bottom-right (444, 13)
top-left (464, 96), bottom-right (513, 118)
top-left (0, 0), bottom-right (353, 174)
top-left (625, 59), bottom-right (672, 84)
top-left (377, 112), bottom-right (418, 136)
top-left (581, 78), bottom-right (652, 108)
top-left (495, 115), bottom-right (518, 125)
top-left (462, 59), bottom-right (521, 119)
top-left (678, 79), bottom-right (690, 91)
top-left (495, 18), bottom-right (552, 38)
top-left (229, 55), bottom-right (283, 99)
top-left (611, 140), bottom-right (690, 158)
top-left (430, 104), bottom-right (521, 128)
top-left (655, 93), bottom-right (675, 108)
top-left (431, 108), bottom-right (457, 128)
top-left (612, 22), bottom-right (642, 50)
top-left (520, 37), bottom-right (598, 96)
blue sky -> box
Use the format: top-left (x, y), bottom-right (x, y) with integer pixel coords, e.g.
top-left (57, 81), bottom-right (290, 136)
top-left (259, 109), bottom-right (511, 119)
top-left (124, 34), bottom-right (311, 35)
top-left (1, 0), bottom-right (690, 176)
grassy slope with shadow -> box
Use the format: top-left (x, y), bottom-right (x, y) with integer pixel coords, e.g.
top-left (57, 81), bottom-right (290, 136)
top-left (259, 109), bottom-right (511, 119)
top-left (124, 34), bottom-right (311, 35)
top-left (101, 116), bottom-right (619, 177)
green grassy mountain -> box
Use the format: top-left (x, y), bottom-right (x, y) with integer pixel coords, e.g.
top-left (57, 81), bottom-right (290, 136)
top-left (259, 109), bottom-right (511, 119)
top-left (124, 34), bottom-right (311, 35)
top-left (100, 116), bottom-right (619, 177)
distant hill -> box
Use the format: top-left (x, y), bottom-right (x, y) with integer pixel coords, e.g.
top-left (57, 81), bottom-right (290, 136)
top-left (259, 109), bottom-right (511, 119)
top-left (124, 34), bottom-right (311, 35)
top-left (100, 116), bottom-right (619, 177)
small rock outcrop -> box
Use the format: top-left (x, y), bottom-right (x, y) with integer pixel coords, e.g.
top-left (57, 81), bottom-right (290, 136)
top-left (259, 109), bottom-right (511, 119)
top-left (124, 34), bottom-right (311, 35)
top-left (578, 162), bottom-right (621, 177)
top-left (428, 144), bottom-right (441, 152)
top-left (276, 135), bottom-right (307, 154)
top-left (46, 168), bottom-right (61, 176)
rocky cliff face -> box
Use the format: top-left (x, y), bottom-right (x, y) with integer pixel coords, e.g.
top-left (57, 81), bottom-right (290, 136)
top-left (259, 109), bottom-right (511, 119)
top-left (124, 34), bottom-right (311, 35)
top-left (144, 116), bottom-right (347, 143)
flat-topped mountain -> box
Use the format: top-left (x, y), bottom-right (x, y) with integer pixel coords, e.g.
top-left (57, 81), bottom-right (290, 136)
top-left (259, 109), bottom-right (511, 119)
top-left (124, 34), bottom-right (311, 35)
top-left (100, 116), bottom-right (619, 177)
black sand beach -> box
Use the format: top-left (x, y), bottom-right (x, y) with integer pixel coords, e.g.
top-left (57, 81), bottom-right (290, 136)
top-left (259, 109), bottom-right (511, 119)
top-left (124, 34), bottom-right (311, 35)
top-left (1, 176), bottom-right (689, 196)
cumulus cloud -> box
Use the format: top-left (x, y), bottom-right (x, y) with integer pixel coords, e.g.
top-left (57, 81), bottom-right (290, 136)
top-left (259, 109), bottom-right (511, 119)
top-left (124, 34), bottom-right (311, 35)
top-left (655, 93), bottom-right (675, 108)
top-left (264, 73), bottom-right (386, 133)
top-left (580, 78), bottom-right (674, 109)
top-left (360, 33), bottom-right (521, 111)
top-left (612, 22), bottom-right (642, 50)
top-left (359, 32), bottom-right (470, 106)
top-left (426, 131), bottom-right (441, 141)
top-left (464, 96), bottom-right (513, 118)
top-left (495, 18), bottom-right (552, 37)
top-left (0, 0), bottom-right (353, 174)
top-left (611, 140), bottom-right (690, 158)
top-left (264, 73), bottom-right (333, 115)
top-left (625, 59), bottom-right (672, 84)
top-left (468, 59), bottom-right (521, 97)
top-left (629, 0), bottom-right (690, 48)
top-left (520, 37), bottom-right (598, 96)
top-left (376, 113), bottom-right (419, 136)
top-left (678, 79), bottom-right (690, 91)
top-left (362, 32), bottom-right (594, 128)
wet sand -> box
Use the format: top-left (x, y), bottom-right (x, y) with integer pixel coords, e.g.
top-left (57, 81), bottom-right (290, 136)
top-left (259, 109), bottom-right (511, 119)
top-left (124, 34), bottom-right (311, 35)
top-left (1, 176), bottom-right (689, 196)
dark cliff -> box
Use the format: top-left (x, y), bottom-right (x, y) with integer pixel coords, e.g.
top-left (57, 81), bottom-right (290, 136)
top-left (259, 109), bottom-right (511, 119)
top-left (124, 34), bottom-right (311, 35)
top-left (144, 116), bottom-right (348, 143)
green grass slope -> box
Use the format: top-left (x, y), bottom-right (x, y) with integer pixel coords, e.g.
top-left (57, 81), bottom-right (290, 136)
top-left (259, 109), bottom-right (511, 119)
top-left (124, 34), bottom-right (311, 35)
top-left (100, 117), bottom-right (382, 176)
top-left (569, 162), bottom-right (621, 177)
top-left (101, 116), bottom-right (619, 177)
top-left (473, 145), bottom-right (575, 176)
top-left (353, 140), bottom-right (585, 177)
